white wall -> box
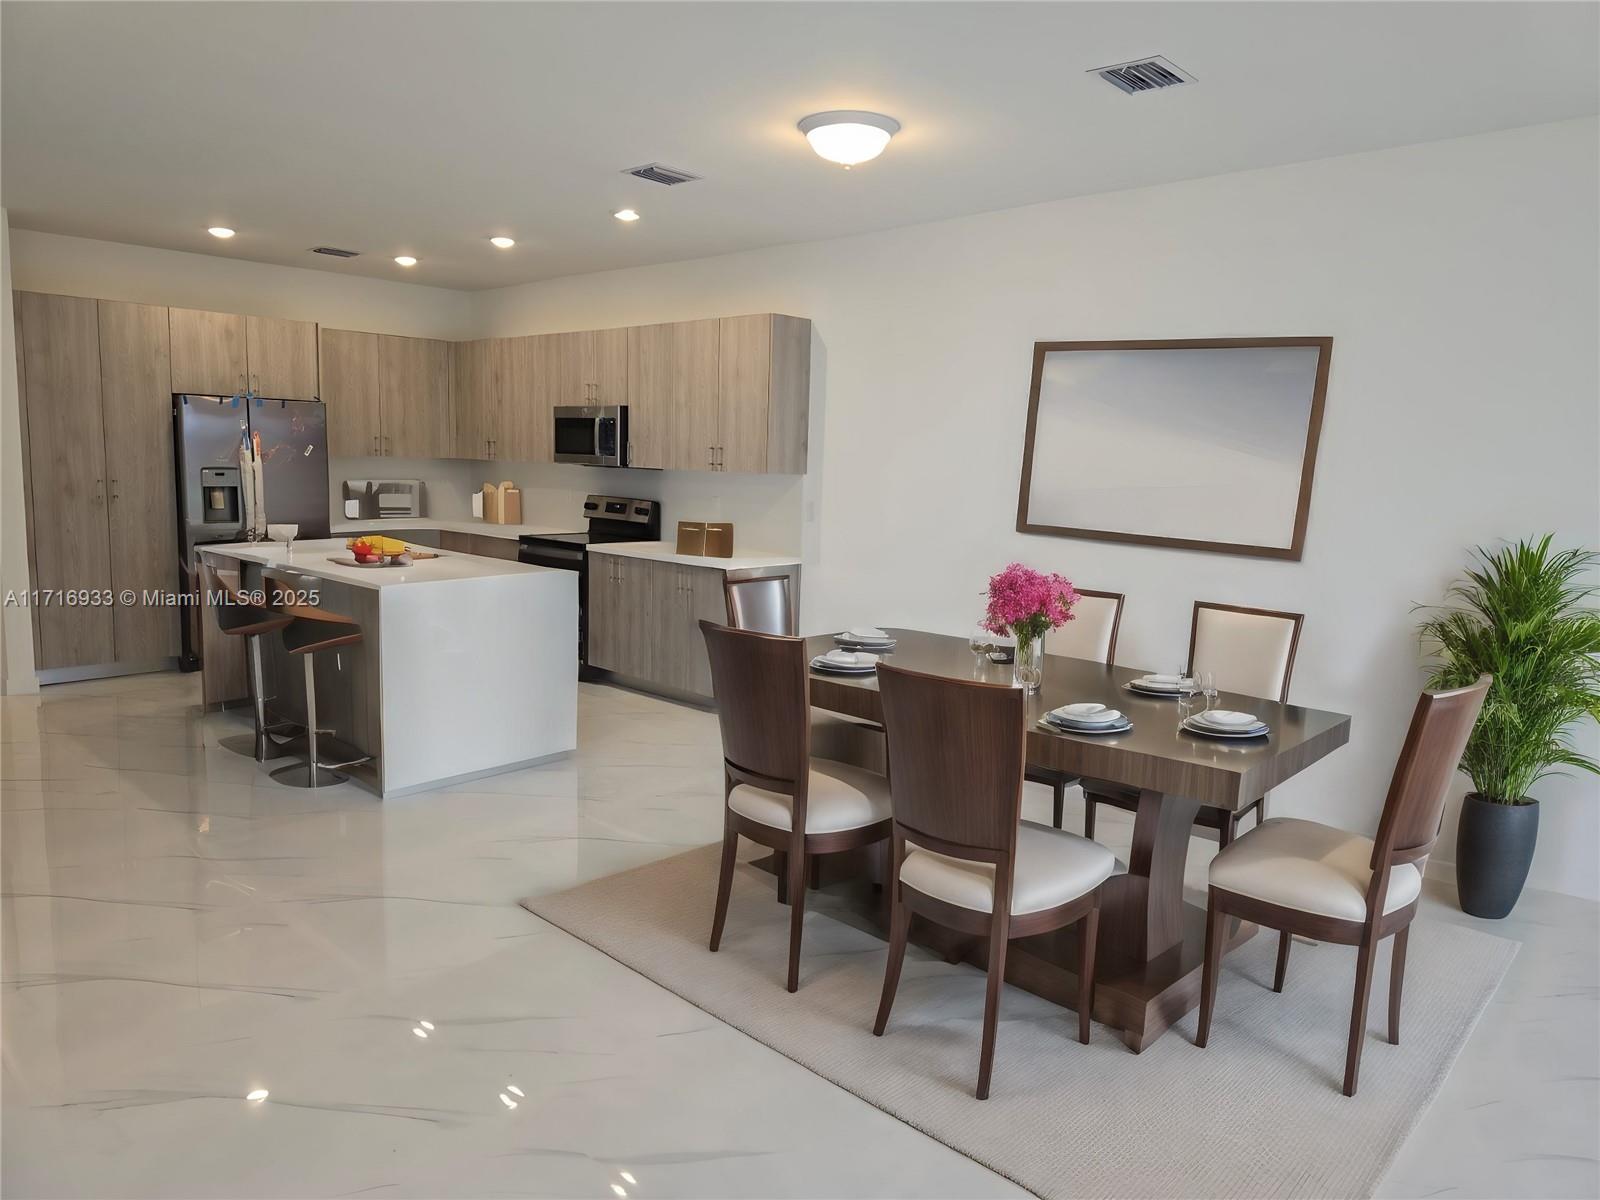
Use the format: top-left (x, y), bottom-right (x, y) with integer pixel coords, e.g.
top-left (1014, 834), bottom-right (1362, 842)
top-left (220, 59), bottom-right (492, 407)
top-left (8, 229), bottom-right (477, 340)
top-left (479, 118), bottom-right (1600, 900)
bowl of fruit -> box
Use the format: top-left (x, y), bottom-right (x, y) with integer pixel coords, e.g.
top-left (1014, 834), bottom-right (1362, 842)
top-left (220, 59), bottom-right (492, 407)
top-left (340, 535), bottom-right (422, 567)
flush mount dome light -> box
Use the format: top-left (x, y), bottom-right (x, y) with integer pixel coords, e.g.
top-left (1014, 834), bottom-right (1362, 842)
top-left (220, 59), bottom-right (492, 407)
top-left (489, 236), bottom-right (515, 249)
top-left (798, 110), bottom-right (901, 167)
top-left (207, 226), bottom-right (235, 239)
top-left (394, 255), bottom-right (418, 267)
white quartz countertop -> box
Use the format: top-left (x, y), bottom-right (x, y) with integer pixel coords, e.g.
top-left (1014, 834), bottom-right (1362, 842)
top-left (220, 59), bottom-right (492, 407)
top-left (590, 541), bottom-right (802, 571)
top-left (331, 517), bottom-right (584, 540)
top-left (200, 539), bottom-right (561, 590)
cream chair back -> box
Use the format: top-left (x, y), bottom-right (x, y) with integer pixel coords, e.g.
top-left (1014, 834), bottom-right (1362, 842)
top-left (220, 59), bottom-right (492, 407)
top-left (1053, 589), bottom-right (1124, 664)
top-left (1189, 602), bottom-right (1304, 703)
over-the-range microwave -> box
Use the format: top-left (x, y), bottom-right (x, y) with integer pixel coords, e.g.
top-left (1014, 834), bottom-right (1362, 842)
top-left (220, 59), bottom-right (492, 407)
top-left (553, 405), bottom-right (629, 467)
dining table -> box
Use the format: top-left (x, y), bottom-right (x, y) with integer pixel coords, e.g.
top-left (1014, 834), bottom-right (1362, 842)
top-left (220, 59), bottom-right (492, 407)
top-left (802, 628), bottom-right (1352, 1052)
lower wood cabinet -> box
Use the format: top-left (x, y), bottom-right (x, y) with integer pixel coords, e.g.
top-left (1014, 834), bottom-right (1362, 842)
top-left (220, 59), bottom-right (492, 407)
top-left (436, 530), bottom-right (519, 560)
top-left (587, 553), bottom-right (799, 701)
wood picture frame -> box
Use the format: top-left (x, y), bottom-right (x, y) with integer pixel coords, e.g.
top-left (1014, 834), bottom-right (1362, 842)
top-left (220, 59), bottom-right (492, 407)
top-left (1014, 337), bottom-right (1332, 561)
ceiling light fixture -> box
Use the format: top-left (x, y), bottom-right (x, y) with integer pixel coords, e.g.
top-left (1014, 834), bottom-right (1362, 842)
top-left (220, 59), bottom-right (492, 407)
top-left (245, 1089), bottom-right (269, 1102)
top-left (798, 111), bottom-right (900, 167)
top-left (208, 226), bottom-right (236, 239)
top-left (613, 209), bottom-right (640, 222)
top-left (394, 255), bottom-right (418, 267)
top-left (489, 236), bottom-right (515, 249)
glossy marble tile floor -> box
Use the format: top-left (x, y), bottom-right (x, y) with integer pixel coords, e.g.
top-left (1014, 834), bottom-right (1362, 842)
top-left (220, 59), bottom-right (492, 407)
top-left (2, 672), bottom-right (1595, 1199)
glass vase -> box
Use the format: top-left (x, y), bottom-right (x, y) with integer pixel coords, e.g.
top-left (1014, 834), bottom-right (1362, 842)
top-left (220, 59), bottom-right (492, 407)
top-left (1012, 630), bottom-right (1044, 693)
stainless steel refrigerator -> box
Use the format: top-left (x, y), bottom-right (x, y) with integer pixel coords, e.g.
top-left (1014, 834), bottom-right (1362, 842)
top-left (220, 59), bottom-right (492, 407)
top-left (173, 393), bottom-right (330, 669)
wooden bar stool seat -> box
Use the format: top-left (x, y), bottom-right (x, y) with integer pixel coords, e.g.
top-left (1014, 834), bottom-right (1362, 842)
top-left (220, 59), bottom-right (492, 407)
top-left (200, 561), bottom-right (297, 762)
top-left (269, 610), bottom-right (371, 790)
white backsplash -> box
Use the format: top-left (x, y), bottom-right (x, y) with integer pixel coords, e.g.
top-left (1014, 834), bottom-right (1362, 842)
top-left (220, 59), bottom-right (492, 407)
top-left (330, 456), bottom-right (804, 551)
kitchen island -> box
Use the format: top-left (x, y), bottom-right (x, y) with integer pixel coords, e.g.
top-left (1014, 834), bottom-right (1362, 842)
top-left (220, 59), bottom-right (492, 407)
top-left (197, 538), bottom-right (577, 797)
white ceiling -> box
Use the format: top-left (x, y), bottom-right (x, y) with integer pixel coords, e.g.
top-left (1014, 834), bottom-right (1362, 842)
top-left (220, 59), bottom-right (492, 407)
top-left (3, 2), bottom-right (1596, 291)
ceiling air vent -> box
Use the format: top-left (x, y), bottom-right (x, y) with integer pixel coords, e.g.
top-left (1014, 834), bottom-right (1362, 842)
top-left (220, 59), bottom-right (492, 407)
top-left (1091, 56), bottom-right (1195, 95)
top-left (310, 245), bottom-right (360, 258)
top-left (623, 162), bottom-right (702, 186)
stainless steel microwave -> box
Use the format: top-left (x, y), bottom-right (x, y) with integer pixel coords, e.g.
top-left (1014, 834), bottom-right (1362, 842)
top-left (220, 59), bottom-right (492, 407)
top-left (553, 405), bottom-right (628, 467)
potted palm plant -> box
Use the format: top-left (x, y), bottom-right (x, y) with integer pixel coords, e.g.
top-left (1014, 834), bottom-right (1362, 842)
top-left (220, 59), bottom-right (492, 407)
top-left (1418, 536), bottom-right (1600, 918)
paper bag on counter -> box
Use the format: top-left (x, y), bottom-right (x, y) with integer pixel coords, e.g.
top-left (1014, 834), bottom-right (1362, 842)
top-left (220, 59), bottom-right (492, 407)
top-left (704, 522), bottom-right (734, 558)
top-left (500, 484), bottom-right (522, 526)
top-left (675, 522), bottom-right (707, 556)
top-left (481, 483), bottom-right (500, 523)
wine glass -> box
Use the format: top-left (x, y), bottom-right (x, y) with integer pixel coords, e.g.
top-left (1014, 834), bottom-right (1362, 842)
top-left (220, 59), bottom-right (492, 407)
top-left (1176, 671), bottom-right (1201, 726)
top-left (1197, 670), bottom-right (1218, 712)
top-left (969, 624), bottom-right (994, 658)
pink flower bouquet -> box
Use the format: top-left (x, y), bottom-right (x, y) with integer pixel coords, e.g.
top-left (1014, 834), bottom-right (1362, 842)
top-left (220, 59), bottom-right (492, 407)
top-left (983, 562), bottom-right (1079, 668)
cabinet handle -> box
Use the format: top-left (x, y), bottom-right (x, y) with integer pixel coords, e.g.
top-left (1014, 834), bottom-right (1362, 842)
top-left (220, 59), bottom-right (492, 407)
top-left (384, 435), bottom-right (392, 455)
top-left (708, 445), bottom-right (714, 468)
top-left (717, 446), bottom-right (724, 470)
top-left (110, 478), bottom-right (120, 501)
top-left (94, 478), bottom-right (104, 503)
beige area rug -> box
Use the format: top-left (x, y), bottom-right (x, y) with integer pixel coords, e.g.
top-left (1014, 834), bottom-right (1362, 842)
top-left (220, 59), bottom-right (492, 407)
top-left (522, 846), bottom-right (1516, 1199)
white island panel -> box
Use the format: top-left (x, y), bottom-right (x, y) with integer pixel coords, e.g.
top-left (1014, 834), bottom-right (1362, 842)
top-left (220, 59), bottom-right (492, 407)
top-left (377, 570), bottom-right (577, 795)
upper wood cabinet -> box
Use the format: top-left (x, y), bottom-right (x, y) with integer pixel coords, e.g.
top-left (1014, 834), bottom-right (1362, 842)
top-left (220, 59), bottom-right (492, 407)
top-left (320, 328), bottom-right (381, 457)
top-left (170, 308), bottom-right (318, 400)
top-left (169, 307), bottom-right (246, 396)
top-left (379, 335), bottom-right (452, 458)
top-left (719, 314), bottom-right (810, 474)
top-left (629, 319), bottom-right (719, 471)
top-left (541, 327), bottom-right (628, 409)
top-left (451, 339), bottom-right (504, 459)
top-left (499, 335), bottom-right (546, 463)
top-left (246, 315), bottom-right (319, 400)
top-left (16, 292), bottom-right (116, 669)
top-left (97, 300), bottom-right (179, 661)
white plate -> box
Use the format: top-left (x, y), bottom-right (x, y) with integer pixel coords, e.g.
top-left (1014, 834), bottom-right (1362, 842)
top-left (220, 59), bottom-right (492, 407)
top-left (846, 626), bottom-right (890, 640)
top-left (1047, 704), bottom-right (1123, 725)
top-left (1041, 716), bottom-right (1132, 736)
top-left (812, 663), bottom-right (878, 675)
top-left (834, 635), bottom-right (895, 649)
top-left (1191, 709), bottom-right (1260, 729)
top-left (1182, 716), bottom-right (1269, 739)
top-left (1124, 682), bottom-right (1182, 698)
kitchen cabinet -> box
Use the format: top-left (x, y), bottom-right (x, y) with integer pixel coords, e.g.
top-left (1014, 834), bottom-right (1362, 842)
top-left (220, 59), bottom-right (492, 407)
top-left (499, 336), bottom-right (547, 463)
top-left (379, 335), bottom-right (452, 458)
top-left (17, 292), bottom-right (116, 669)
top-left (169, 306), bottom-right (246, 396)
top-left (97, 300), bottom-right (180, 661)
top-left (246, 315), bottom-right (319, 400)
top-left (542, 327), bottom-right (628, 409)
top-left (171, 307), bottom-right (317, 400)
top-left (718, 314), bottom-right (811, 474)
top-left (320, 328), bottom-right (381, 457)
top-left (586, 554), bottom-right (655, 680)
top-left (587, 552), bottom-right (799, 701)
top-left (628, 319), bottom-right (719, 470)
top-left (452, 338), bottom-right (505, 459)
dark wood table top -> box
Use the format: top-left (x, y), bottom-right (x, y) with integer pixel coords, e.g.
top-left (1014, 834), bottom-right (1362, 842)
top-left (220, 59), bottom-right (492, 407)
top-left (806, 629), bottom-right (1350, 809)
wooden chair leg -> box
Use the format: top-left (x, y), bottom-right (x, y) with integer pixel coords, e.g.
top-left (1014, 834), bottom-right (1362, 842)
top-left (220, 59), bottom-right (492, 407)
top-left (774, 850), bottom-right (788, 904)
top-left (1388, 925), bottom-right (1409, 1046)
top-left (1218, 813), bottom-right (1236, 849)
top-left (975, 915), bottom-right (1011, 1100)
top-left (1273, 929), bottom-right (1291, 993)
top-left (708, 826), bottom-right (738, 952)
top-left (1076, 903), bottom-right (1099, 1044)
top-left (1083, 795), bottom-right (1098, 841)
top-left (1051, 779), bottom-right (1066, 830)
top-left (808, 856), bottom-right (823, 891)
top-left (785, 845), bottom-right (808, 993)
top-left (873, 886), bottom-right (911, 1036)
top-left (1196, 891), bottom-right (1225, 1048)
top-left (1344, 930), bottom-right (1380, 1096)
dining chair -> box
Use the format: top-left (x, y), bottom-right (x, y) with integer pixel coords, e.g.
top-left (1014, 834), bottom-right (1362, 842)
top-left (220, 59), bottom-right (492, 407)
top-left (1197, 675), bottom-right (1489, 1096)
top-left (701, 620), bottom-right (892, 992)
top-left (1083, 601), bottom-right (1304, 847)
top-left (723, 574), bottom-right (795, 636)
top-left (872, 663), bottom-right (1116, 1099)
top-left (1028, 589), bottom-right (1124, 829)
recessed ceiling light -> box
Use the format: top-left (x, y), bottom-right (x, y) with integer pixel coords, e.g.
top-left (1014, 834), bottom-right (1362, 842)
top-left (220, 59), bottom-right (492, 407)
top-left (489, 236), bottom-right (515, 249)
top-left (798, 111), bottom-right (901, 167)
top-left (394, 255), bottom-right (418, 267)
top-left (245, 1088), bottom-right (269, 1102)
top-left (208, 226), bottom-right (236, 239)
top-left (613, 209), bottom-right (640, 222)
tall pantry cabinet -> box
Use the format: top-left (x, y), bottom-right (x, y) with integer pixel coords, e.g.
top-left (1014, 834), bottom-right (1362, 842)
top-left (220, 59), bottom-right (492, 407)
top-left (15, 292), bottom-right (180, 674)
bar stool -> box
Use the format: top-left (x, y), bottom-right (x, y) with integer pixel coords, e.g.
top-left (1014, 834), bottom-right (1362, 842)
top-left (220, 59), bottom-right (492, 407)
top-left (268, 609), bottom-right (370, 789)
top-left (200, 561), bottom-right (296, 762)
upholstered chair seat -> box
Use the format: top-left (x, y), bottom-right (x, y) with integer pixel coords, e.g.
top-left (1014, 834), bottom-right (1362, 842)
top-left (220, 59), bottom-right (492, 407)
top-left (729, 762), bottom-right (890, 834)
top-left (902, 822), bottom-right (1115, 915)
top-left (1208, 818), bottom-right (1423, 922)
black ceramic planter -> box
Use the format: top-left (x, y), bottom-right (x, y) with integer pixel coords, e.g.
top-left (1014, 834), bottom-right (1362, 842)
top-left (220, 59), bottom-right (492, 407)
top-left (1455, 792), bottom-right (1540, 919)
